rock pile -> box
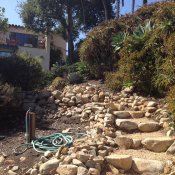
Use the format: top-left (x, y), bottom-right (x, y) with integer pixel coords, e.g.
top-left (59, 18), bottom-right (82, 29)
top-left (2, 83), bottom-right (175, 175)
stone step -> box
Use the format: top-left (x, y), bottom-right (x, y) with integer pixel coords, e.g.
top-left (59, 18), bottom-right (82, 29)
top-left (112, 111), bottom-right (145, 119)
top-left (115, 135), bottom-right (174, 152)
top-left (105, 152), bottom-right (174, 174)
top-left (115, 118), bottom-right (161, 132)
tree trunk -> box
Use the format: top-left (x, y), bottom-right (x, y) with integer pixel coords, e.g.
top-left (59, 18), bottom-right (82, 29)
top-left (67, 1), bottom-right (74, 64)
top-left (101, 0), bottom-right (108, 21)
top-left (81, 0), bottom-right (86, 26)
top-left (116, 0), bottom-right (120, 19)
top-left (143, 0), bottom-right (147, 4)
top-left (122, 0), bottom-right (124, 7)
top-left (132, 0), bottom-right (135, 14)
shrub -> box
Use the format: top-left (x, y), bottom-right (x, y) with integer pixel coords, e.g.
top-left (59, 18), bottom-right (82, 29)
top-left (67, 72), bottom-right (83, 84)
top-left (0, 83), bottom-right (22, 119)
top-left (79, 20), bottom-right (120, 78)
top-left (105, 2), bottom-right (175, 95)
top-left (40, 71), bottom-right (54, 88)
top-left (0, 53), bottom-right (44, 90)
top-left (105, 72), bottom-right (123, 91)
top-left (50, 77), bottom-right (66, 90)
top-left (166, 85), bottom-right (175, 120)
top-left (51, 63), bottom-right (68, 77)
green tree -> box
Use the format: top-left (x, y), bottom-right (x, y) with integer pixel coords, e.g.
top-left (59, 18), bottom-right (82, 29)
top-left (0, 7), bottom-right (8, 32)
top-left (19, 0), bottom-right (80, 64)
top-left (143, 0), bottom-right (148, 4)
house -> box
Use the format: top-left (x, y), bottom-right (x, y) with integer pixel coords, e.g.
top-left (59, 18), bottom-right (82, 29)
top-left (0, 24), bottom-right (66, 70)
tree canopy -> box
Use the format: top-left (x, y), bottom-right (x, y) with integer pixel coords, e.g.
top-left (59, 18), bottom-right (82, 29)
top-left (0, 7), bottom-right (8, 32)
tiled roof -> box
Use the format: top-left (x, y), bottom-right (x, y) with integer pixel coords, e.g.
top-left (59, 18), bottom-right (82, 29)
top-left (8, 24), bottom-right (25, 29)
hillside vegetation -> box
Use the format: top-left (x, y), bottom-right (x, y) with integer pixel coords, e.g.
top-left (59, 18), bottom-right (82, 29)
top-left (79, 2), bottom-right (175, 95)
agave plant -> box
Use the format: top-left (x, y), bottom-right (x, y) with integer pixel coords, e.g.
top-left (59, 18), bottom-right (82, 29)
top-left (112, 32), bottom-right (128, 52)
top-left (133, 20), bottom-right (154, 41)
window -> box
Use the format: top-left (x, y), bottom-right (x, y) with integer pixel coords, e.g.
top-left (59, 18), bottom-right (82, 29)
top-left (8, 32), bottom-right (38, 48)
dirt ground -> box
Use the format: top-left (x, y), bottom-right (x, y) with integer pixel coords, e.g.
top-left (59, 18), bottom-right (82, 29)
top-left (0, 110), bottom-right (88, 174)
top-left (0, 80), bottom-right (109, 175)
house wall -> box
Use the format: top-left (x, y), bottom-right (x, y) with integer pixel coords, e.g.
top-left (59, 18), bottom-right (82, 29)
top-left (0, 25), bottom-right (67, 70)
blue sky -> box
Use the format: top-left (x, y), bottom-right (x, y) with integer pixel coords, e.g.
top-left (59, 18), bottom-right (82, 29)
top-left (0, 0), bottom-right (161, 25)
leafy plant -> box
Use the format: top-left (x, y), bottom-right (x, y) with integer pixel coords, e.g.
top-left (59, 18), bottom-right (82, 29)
top-left (112, 32), bottom-right (128, 52)
top-left (50, 77), bottom-right (66, 90)
top-left (0, 53), bottom-right (44, 90)
top-left (67, 72), bottom-right (83, 84)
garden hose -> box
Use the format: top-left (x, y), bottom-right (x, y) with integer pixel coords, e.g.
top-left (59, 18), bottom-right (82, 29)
top-left (14, 132), bottom-right (87, 155)
top-left (14, 108), bottom-right (87, 155)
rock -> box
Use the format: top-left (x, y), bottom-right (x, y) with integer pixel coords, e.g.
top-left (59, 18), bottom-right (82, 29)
top-left (11, 166), bottom-right (19, 172)
top-left (131, 139), bottom-right (142, 149)
top-left (123, 86), bottom-right (134, 93)
top-left (30, 169), bottom-right (38, 175)
top-left (92, 95), bottom-right (99, 102)
top-left (0, 156), bottom-right (5, 165)
top-left (146, 107), bottom-right (157, 113)
top-left (104, 113), bottom-right (115, 126)
top-left (105, 154), bottom-right (132, 171)
top-left (147, 101), bottom-right (157, 107)
top-left (65, 92), bottom-right (75, 98)
top-left (99, 92), bottom-right (105, 100)
top-left (113, 111), bottom-right (131, 119)
top-left (88, 168), bottom-right (100, 175)
top-left (62, 97), bottom-right (70, 103)
top-left (56, 165), bottom-right (77, 175)
top-left (116, 119), bottom-right (138, 131)
top-left (72, 159), bottom-right (84, 166)
top-left (115, 136), bottom-right (133, 149)
top-left (77, 166), bottom-right (88, 175)
top-left (167, 130), bottom-right (175, 136)
top-left (98, 150), bottom-right (108, 157)
top-left (132, 158), bottom-right (165, 173)
top-left (93, 156), bottom-right (104, 165)
top-left (145, 112), bottom-right (152, 118)
top-left (85, 160), bottom-right (96, 168)
top-left (107, 103), bottom-right (124, 111)
top-left (82, 94), bottom-right (90, 103)
top-left (39, 158), bottom-right (60, 175)
top-left (166, 141), bottom-right (175, 154)
top-left (108, 164), bottom-right (119, 175)
top-left (20, 157), bottom-right (26, 162)
top-left (138, 122), bottom-right (160, 132)
top-left (68, 100), bottom-right (75, 106)
top-left (141, 137), bottom-right (174, 152)
top-left (129, 111), bottom-right (145, 118)
top-left (76, 152), bottom-right (90, 163)
top-left (63, 156), bottom-right (72, 164)
top-left (44, 151), bottom-right (52, 158)
top-left (8, 170), bottom-right (17, 175)
top-left (52, 90), bottom-right (62, 100)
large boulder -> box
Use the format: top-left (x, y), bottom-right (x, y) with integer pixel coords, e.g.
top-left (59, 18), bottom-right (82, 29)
top-left (132, 158), bottom-right (165, 173)
top-left (39, 158), bottom-right (60, 175)
top-left (129, 111), bottom-right (145, 118)
top-left (105, 154), bottom-right (132, 171)
top-left (77, 167), bottom-right (88, 175)
top-left (116, 119), bottom-right (138, 132)
top-left (115, 136), bottom-right (133, 149)
top-left (166, 141), bottom-right (175, 154)
top-left (141, 137), bottom-right (174, 152)
top-left (138, 122), bottom-right (160, 132)
top-left (56, 165), bottom-right (77, 175)
top-left (113, 111), bottom-right (131, 119)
